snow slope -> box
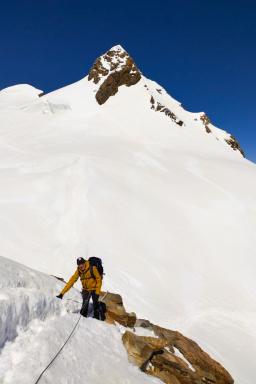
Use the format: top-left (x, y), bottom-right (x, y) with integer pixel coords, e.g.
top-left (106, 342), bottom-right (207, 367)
top-left (0, 46), bottom-right (255, 383)
top-left (0, 256), bottom-right (160, 384)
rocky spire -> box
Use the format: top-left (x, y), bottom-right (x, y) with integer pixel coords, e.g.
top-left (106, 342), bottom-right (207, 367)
top-left (88, 45), bottom-right (141, 105)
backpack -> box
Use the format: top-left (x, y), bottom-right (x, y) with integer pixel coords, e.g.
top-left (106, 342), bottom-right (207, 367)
top-left (88, 257), bottom-right (104, 279)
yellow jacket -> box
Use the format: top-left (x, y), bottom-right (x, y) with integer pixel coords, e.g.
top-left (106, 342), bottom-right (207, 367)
top-left (61, 260), bottom-right (102, 296)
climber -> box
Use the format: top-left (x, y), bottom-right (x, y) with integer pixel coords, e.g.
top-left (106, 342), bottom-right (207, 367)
top-left (56, 257), bottom-right (102, 319)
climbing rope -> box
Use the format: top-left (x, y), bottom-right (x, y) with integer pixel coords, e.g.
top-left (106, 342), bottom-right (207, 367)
top-left (34, 314), bottom-right (82, 384)
top-left (64, 298), bottom-right (82, 304)
top-left (65, 291), bottom-right (108, 305)
top-left (100, 291), bottom-right (108, 302)
top-left (34, 291), bottom-right (108, 383)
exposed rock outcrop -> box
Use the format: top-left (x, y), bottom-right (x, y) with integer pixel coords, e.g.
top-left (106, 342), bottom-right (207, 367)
top-left (225, 134), bottom-right (245, 157)
top-left (200, 113), bottom-right (212, 133)
top-left (88, 46), bottom-right (244, 160)
top-left (100, 291), bottom-right (136, 327)
top-left (88, 45), bottom-right (141, 105)
top-left (122, 331), bottom-right (168, 367)
top-left (200, 114), bottom-right (245, 156)
top-left (100, 292), bottom-right (234, 384)
top-left (152, 324), bottom-right (233, 384)
top-left (123, 322), bottom-right (234, 384)
top-left (150, 96), bottom-right (184, 126)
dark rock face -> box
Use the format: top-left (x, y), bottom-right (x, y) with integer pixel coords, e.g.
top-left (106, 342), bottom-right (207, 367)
top-left (200, 113), bottom-right (212, 133)
top-left (88, 46), bottom-right (141, 105)
top-left (150, 96), bottom-right (184, 126)
top-left (200, 114), bottom-right (245, 156)
top-left (225, 135), bottom-right (245, 157)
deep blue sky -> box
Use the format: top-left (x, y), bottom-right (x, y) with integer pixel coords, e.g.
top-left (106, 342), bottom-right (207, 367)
top-left (1, 0), bottom-right (255, 162)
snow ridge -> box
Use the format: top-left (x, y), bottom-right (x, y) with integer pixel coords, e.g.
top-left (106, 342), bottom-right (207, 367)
top-left (0, 256), bottom-right (160, 384)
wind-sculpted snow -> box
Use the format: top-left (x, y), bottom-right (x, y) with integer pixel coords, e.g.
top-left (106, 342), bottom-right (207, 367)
top-left (0, 256), bottom-right (79, 349)
top-left (0, 256), bottom-right (160, 384)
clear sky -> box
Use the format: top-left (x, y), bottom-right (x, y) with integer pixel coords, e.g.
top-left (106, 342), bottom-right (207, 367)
top-left (1, 0), bottom-right (255, 162)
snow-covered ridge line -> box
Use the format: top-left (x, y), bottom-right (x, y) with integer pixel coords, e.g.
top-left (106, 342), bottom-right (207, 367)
top-left (0, 256), bottom-right (233, 384)
top-left (0, 45), bottom-right (245, 157)
top-left (86, 45), bottom-right (244, 155)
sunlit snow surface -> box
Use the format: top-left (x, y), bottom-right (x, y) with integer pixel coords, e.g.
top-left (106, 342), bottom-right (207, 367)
top-left (0, 74), bottom-right (256, 383)
top-left (0, 256), bottom-right (160, 384)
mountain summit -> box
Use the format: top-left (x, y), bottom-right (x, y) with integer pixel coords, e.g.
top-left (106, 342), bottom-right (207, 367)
top-left (86, 45), bottom-right (244, 156)
top-left (88, 45), bottom-right (141, 104)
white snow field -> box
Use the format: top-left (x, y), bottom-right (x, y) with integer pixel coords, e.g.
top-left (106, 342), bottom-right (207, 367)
top-left (0, 256), bottom-right (160, 384)
top-left (0, 45), bottom-right (256, 383)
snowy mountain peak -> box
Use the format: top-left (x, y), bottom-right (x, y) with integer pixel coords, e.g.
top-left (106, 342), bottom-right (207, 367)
top-left (88, 45), bottom-right (141, 104)
top-left (108, 44), bottom-right (127, 53)
top-left (86, 46), bottom-right (244, 157)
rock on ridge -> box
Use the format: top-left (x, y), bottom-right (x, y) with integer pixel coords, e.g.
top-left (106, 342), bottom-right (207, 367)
top-left (100, 291), bottom-right (136, 327)
top-left (200, 113), bottom-right (212, 133)
top-left (100, 291), bottom-right (234, 384)
top-left (225, 134), bottom-right (245, 157)
top-left (199, 114), bottom-right (244, 156)
top-left (88, 45), bottom-right (141, 105)
top-left (150, 95), bottom-right (184, 126)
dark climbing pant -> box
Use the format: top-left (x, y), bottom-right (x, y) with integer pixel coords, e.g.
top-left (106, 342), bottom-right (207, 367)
top-left (80, 290), bottom-right (100, 319)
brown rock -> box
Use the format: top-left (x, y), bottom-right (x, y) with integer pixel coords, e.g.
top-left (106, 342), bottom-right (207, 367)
top-left (100, 291), bottom-right (137, 328)
top-left (98, 292), bottom-right (233, 384)
top-left (152, 325), bottom-right (234, 384)
top-left (200, 113), bottom-right (212, 134)
top-left (122, 331), bottom-right (168, 367)
top-left (135, 318), bottom-right (154, 329)
top-left (225, 134), bottom-right (245, 157)
top-left (150, 96), bottom-right (155, 109)
top-left (156, 102), bottom-right (164, 112)
top-left (88, 57), bottom-right (109, 84)
top-left (150, 100), bottom-right (184, 127)
top-left (122, 331), bottom-right (199, 384)
top-left (122, 320), bottom-right (233, 384)
top-left (149, 351), bottom-right (195, 384)
top-left (200, 114), bottom-right (244, 157)
top-left (88, 46), bottom-right (141, 105)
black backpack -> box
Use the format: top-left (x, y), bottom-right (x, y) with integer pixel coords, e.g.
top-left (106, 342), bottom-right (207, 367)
top-left (89, 257), bottom-right (104, 279)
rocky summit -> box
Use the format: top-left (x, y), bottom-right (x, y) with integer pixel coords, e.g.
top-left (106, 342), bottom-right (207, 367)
top-left (88, 45), bottom-right (141, 104)
top-left (87, 45), bottom-right (244, 156)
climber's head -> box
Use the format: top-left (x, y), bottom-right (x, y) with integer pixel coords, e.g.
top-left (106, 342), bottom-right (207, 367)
top-left (77, 257), bottom-right (86, 271)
